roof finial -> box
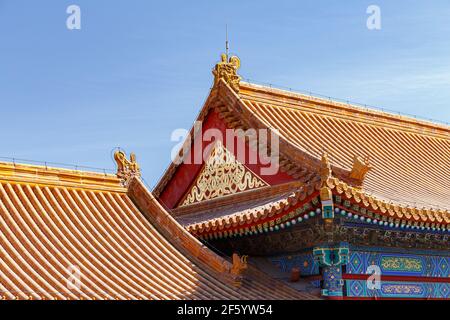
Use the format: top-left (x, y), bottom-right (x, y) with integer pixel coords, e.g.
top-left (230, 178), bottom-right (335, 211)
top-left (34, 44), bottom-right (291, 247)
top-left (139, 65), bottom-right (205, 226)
top-left (225, 24), bottom-right (229, 58)
top-left (320, 151), bottom-right (332, 185)
top-left (114, 150), bottom-right (141, 187)
top-left (212, 51), bottom-right (241, 93)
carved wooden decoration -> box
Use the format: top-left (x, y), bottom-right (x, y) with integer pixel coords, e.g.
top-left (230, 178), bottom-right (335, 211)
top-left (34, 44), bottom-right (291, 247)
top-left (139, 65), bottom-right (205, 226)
top-left (181, 141), bottom-right (267, 206)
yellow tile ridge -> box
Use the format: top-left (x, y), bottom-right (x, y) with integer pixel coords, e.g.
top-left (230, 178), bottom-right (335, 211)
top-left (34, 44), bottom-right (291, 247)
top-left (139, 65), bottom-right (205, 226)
top-left (326, 177), bottom-right (450, 225)
top-left (0, 161), bottom-right (125, 193)
top-left (185, 181), bottom-right (320, 234)
top-left (172, 181), bottom-right (303, 218)
top-left (184, 175), bottom-right (449, 235)
top-left (239, 81), bottom-right (450, 138)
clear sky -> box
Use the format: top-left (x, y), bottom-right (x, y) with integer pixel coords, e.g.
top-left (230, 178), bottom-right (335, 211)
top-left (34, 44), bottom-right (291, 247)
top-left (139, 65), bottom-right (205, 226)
top-left (1, 0), bottom-right (449, 187)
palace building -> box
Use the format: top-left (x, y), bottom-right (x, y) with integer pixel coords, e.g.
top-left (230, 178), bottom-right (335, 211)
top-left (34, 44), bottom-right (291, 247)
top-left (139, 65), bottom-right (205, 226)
top-left (0, 157), bottom-right (313, 300)
top-left (1, 54), bottom-right (449, 300)
top-left (154, 54), bottom-right (450, 299)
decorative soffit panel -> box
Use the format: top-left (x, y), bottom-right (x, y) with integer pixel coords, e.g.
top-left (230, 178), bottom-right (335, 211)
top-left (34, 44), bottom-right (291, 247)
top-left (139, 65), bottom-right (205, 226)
top-left (180, 141), bottom-right (268, 207)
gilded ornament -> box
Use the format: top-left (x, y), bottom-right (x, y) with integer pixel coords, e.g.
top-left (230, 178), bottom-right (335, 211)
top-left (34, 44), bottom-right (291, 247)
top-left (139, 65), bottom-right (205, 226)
top-left (230, 253), bottom-right (248, 287)
top-left (212, 54), bottom-right (241, 92)
top-left (181, 141), bottom-right (267, 206)
top-left (381, 284), bottom-right (422, 295)
top-left (380, 257), bottom-right (422, 272)
top-left (349, 155), bottom-right (373, 183)
top-left (114, 150), bottom-right (141, 186)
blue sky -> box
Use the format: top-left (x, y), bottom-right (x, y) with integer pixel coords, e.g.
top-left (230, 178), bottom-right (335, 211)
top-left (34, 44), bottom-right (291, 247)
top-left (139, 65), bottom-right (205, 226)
top-left (1, 0), bottom-right (449, 187)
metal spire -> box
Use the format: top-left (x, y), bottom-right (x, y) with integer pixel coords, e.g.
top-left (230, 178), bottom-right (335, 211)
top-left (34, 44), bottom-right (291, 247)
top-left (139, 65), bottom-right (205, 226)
top-left (225, 24), bottom-right (229, 58)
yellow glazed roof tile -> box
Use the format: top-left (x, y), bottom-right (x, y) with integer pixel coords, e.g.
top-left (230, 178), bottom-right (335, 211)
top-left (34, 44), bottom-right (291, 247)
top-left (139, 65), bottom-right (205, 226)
top-left (238, 82), bottom-right (450, 212)
top-left (0, 160), bottom-right (314, 300)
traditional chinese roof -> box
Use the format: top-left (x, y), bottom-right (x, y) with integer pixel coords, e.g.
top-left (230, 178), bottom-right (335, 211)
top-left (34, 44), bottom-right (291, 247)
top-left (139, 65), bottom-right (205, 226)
top-left (0, 160), bottom-right (315, 300)
top-left (154, 58), bottom-right (450, 229)
top-left (238, 81), bottom-right (450, 211)
top-left (175, 181), bottom-right (318, 235)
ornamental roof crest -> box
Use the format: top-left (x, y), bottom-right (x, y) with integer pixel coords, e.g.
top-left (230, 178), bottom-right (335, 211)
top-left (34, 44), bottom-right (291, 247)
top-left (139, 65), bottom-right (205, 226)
top-left (349, 155), bottom-right (373, 185)
top-left (114, 150), bottom-right (141, 186)
top-left (320, 151), bottom-right (332, 185)
top-left (212, 54), bottom-right (241, 93)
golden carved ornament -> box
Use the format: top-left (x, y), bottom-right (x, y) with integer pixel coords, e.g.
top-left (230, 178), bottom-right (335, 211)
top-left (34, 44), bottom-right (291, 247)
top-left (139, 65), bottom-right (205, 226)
top-left (327, 176), bottom-right (450, 225)
top-left (213, 54), bottom-right (241, 93)
top-left (349, 155), bottom-right (373, 184)
top-left (181, 141), bottom-right (267, 206)
top-left (381, 257), bottom-right (422, 272)
top-left (114, 150), bottom-right (141, 186)
top-left (320, 151), bottom-right (332, 185)
top-left (231, 253), bottom-right (248, 275)
top-left (230, 253), bottom-right (248, 287)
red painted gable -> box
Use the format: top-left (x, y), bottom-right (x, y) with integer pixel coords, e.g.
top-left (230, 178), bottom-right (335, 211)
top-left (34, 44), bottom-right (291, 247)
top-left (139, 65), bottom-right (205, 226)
top-left (158, 110), bottom-right (294, 209)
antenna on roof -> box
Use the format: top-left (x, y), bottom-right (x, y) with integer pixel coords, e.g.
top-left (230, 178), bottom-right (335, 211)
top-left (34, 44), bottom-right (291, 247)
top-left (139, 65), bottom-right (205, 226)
top-left (225, 24), bottom-right (229, 58)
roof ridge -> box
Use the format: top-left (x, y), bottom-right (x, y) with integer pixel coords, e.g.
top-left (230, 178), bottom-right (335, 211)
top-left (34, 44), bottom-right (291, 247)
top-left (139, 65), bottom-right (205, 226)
top-left (0, 157), bottom-right (115, 175)
top-left (240, 81), bottom-right (450, 136)
top-left (172, 181), bottom-right (303, 218)
top-left (0, 160), bottom-right (124, 192)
